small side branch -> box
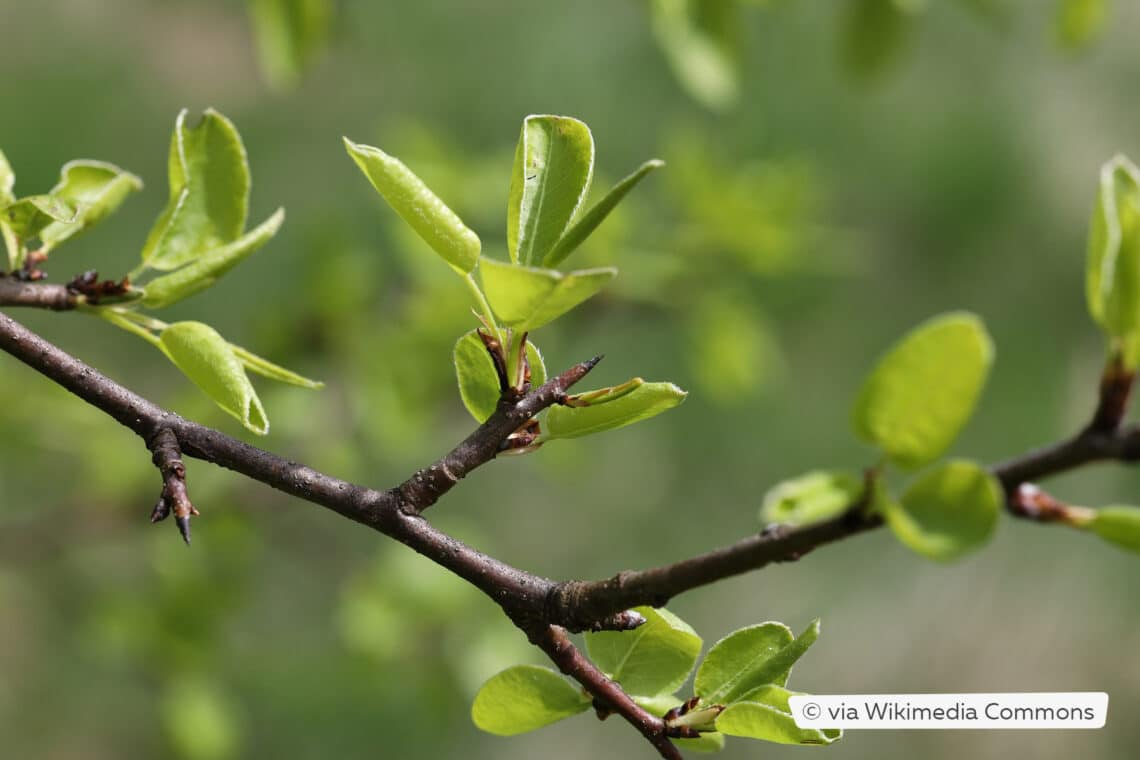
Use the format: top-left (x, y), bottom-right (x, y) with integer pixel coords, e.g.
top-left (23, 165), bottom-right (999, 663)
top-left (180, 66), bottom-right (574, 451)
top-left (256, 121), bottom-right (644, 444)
top-left (0, 277), bottom-right (76, 310)
top-left (148, 428), bottom-right (198, 543)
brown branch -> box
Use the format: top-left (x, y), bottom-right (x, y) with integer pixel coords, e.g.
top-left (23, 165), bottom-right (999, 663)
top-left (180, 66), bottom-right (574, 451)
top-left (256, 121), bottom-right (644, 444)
top-left (148, 427), bottom-right (199, 543)
top-left (0, 276), bottom-right (76, 310)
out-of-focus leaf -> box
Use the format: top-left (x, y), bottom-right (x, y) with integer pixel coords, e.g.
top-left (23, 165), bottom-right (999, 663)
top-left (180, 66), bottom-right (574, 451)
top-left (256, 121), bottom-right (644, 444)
top-left (1055, 0), bottom-right (1107, 50)
top-left (507, 115), bottom-right (594, 265)
top-left (1090, 505), bottom-right (1140, 554)
top-left (885, 459), bottom-right (1001, 561)
top-left (852, 312), bottom-right (993, 469)
top-left (2, 194), bottom-right (75, 240)
top-left (345, 137), bottom-right (480, 273)
top-left (651, 0), bottom-right (740, 110)
top-left (717, 686), bottom-right (842, 745)
top-left (479, 257), bottom-right (615, 331)
top-left (40, 160), bottom-right (142, 251)
top-left (686, 297), bottom-right (784, 403)
top-left (228, 342), bottom-right (323, 389)
top-left (162, 677), bottom-right (242, 760)
top-left (141, 209), bottom-right (284, 308)
top-left (545, 159), bottom-right (664, 268)
top-left (142, 109), bottom-right (250, 272)
top-left (585, 606), bottom-right (702, 697)
top-left (249, 0), bottom-right (332, 90)
top-left (841, 0), bottom-right (916, 83)
top-left (760, 470), bottom-right (863, 526)
top-left (471, 665), bottom-right (590, 735)
top-left (1086, 155), bottom-right (1140, 364)
top-left (695, 620), bottom-right (819, 705)
top-left (544, 379), bottom-right (687, 439)
top-left (160, 321), bottom-right (268, 434)
top-left (0, 149), bottom-right (14, 205)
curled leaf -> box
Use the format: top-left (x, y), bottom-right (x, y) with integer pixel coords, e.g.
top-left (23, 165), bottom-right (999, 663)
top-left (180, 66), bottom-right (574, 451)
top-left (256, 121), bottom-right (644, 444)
top-left (544, 379), bottom-right (687, 439)
top-left (40, 160), bottom-right (143, 251)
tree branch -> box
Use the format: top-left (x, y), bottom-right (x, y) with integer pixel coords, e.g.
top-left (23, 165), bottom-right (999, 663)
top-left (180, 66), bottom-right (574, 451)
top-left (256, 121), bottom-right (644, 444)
top-left (0, 276), bottom-right (76, 310)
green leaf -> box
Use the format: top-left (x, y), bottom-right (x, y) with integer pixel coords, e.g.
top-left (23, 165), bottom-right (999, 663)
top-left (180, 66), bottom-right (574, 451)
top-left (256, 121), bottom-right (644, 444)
top-left (249, 0), bottom-right (332, 90)
top-left (760, 470), bottom-right (863, 526)
top-left (142, 109), bottom-right (250, 271)
top-left (141, 208), bottom-right (285, 308)
top-left (1086, 155), bottom-right (1140, 362)
top-left (159, 321), bottom-right (268, 434)
top-left (884, 459), bottom-right (1001, 561)
top-left (2, 194), bottom-right (75, 240)
top-left (852, 312), bottom-right (993, 469)
top-left (544, 379), bottom-right (687, 439)
top-left (545, 159), bottom-right (664, 268)
top-left (0, 149), bottom-right (14, 205)
top-left (1055, 0), bottom-right (1107, 50)
top-left (1090, 505), bottom-right (1140, 554)
top-left (471, 665), bottom-right (590, 736)
top-left (585, 606), bottom-right (702, 697)
top-left (344, 137), bottom-right (480, 274)
top-left (479, 257), bottom-right (615, 331)
top-left (695, 620), bottom-right (820, 706)
top-left (650, 0), bottom-right (740, 111)
top-left (228, 343), bottom-right (323, 389)
top-left (453, 330), bottom-right (545, 423)
top-left (40, 160), bottom-right (143, 251)
top-left (507, 115), bottom-right (595, 265)
top-left (717, 686), bottom-right (841, 746)
top-left (676, 732), bottom-right (726, 753)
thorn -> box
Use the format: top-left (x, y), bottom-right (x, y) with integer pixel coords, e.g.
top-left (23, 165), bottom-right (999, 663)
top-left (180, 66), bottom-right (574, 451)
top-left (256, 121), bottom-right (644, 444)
top-left (150, 496), bottom-right (170, 523)
top-left (175, 515), bottom-right (192, 545)
top-left (585, 354), bottom-right (604, 370)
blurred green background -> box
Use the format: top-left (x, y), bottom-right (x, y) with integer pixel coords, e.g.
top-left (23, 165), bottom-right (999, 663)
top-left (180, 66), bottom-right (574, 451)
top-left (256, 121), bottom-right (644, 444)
top-left (1, 1), bottom-right (1138, 758)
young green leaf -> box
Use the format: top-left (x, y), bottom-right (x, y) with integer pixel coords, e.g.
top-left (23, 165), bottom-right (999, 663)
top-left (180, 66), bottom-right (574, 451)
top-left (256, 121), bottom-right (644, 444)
top-left (470, 665), bottom-right (590, 736)
top-left (650, 0), bottom-right (740, 111)
top-left (1086, 155), bottom-right (1140, 362)
top-left (159, 321), bottom-right (268, 435)
top-left (344, 137), bottom-right (480, 274)
top-left (759, 470), bottom-right (863, 526)
top-left (884, 459), bottom-right (1001, 562)
top-left (544, 159), bottom-right (664, 268)
top-left (39, 160), bottom-right (143, 251)
top-left (544, 380), bottom-right (687, 439)
top-left (852, 312), bottom-right (993, 469)
top-left (0, 149), bottom-right (15, 205)
top-left (141, 208), bottom-right (285, 309)
top-left (2, 195), bottom-right (76, 240)
top-left (1089, 505), bottom-right (1140, 554)
top-left (453, 330), bottom-right (545, 423)
top-left (585, 606), bottom-right (702, 698)
top-left (717, 685), bottom-right (841, 746)
top-left (249, 0), bottom-right (331, 90)
top-left (228, 343), bottom-right (323, 389)
top-left (507, 115), bottom-right (594, 265)
top-left (694, 620), bottom-right (822, 706)
top-left (142, 109), bottom-right (251, 272)
top-left (479, 257), bottom-right (615, 331)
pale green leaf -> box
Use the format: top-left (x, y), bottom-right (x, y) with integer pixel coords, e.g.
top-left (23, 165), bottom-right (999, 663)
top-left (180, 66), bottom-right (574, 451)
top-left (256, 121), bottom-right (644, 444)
top-left (344, 137), bottom-right (480, 274)
top-left (717, 690), bottom-right (842, 746)
top-left (471, 665), bottom-right (590, 736)
top-left (40, 160), bottom-right (143, 251)
top-left (141, 208), bottom-right (284, 308)
top-left (453, 330), bottom-right (546, 423)
top-left (479, 257), bottom-right (615, 331)
top-left (142, 109), bottom-right (250, 271)
top-left (585, 606), bottom-right (702, 698)
top-left (1090, 505), bottom-right (1140, 554)
top-left (249, 0), bottom-right (332, 90)
top-left (160, 321), bottom-right (268, 434)
top-left (2, 194), bottom-right (75, 240)
top-left (695, 620), bottom-right (819, 706)
top-left (0, 149), bottom-right (14, 204)
top-left (676, 732), bottom-right (726, 753)
top-left (852, 312), bottom-right (993, 469)
top-left (544, 379), bottom-right (687, 439)
top-left (545, 159), bottom-right (664, 268)
top-left (650, 0), bottom-right (740, 111)
top-left (885, 459), bottom-right (1001, 561)
top-left (228, 343), bottom-right (323, 389)
top-left (508, 115), bottom-right (594, 265)
top-left (1086, 155), bottom-right (1140, 357)
top-left (760, 470), bottom-right (863, 526)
